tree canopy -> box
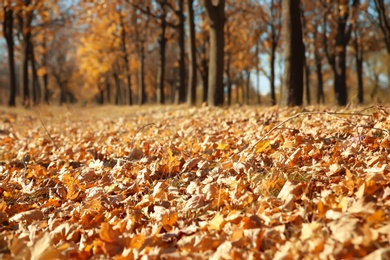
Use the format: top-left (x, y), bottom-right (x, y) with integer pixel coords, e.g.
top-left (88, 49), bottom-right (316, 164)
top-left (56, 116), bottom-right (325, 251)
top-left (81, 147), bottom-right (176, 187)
top-left (0, 0), bottom-right (389, 107)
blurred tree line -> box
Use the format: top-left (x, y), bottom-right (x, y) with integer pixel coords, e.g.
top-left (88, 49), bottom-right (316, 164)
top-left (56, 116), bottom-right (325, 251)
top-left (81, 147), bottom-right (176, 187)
top-left (0, 0), bottom-right (389, 107)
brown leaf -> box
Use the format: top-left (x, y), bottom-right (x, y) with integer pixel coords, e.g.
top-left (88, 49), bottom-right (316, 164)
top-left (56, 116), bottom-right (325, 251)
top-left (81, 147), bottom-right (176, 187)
top-left (9, 209), bottom-right (44, 224)
top-left (99, 222), bottom-right (121, 243)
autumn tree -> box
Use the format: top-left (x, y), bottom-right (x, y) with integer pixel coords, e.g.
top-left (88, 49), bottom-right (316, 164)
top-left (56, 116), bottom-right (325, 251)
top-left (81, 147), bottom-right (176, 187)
top-left (77, 2), bottom-right (125, 104)
top-left (204, 0), bottom-right (226, 106)
top-left (46, 25), bottom-right (79, 105)
top-left (128, 0), bottom-right (186, 105)
top-left (176, 0), bottom-right (186, 104)
top-left (321, 0), bottom-right (359, 106)
top-left (351, 1), bottom-right (365, 104)
top-left (258, 0), bottom-right (281, 106)
top-left (280, 0), bottom-right (304, 106)
top-left (222, 0), bottom-right (262, 106)
top-left (131, 8), bottom-right (149, 105)
top-left (195, 14), bottom-right (210, 103)
top-left (372, 0), bottom-right (390, 53)
top-left (119, 7), bottom-right (133, 105)
top-left (300, 4), bottom-right (311, 105)
top-left (1, 1), bottom-right (16, 106)
top-left (301, 1), bottom-right (326, 104)
top-left (369, 0), bottom-right (390, 89)
top-left (186, 0), bottom-right (197, 105)
top-left (17, 0), bottom-right (34, 106)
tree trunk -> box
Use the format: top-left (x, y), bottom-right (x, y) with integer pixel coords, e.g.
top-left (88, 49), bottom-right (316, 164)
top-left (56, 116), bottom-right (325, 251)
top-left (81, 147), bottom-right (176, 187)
top-left (3, 6), bottom-right (16, 107)
top-left (374, 0), bottom-right (390, 88)
top-left (303, 54), bottom-right (311, 105)
top-left (300, 3), bottom-right (310, 105)
top-left (255, 41), bottom-right (261, 104)
top-left (226, 69), bottom-right (231, 106)
top-left (270, 43), bottom-right (276, 106)
top-left (334, 18), bottom-right (348, 106)
top-left (138, 46), bottom-right (146, 105)
top-left (225, 56), bottom-right (231, 106)
top-left (98, 87), bottom-right (104, 104)
top-left (268, 0), bottom-right (280, 107)
top-left (54, 75), bottom-right (66, 105)
top-left (29, 41), bottom-right (40, 104)
top-left (20, 0), bottom-right (33, 107)
top-left (114, 71), bottom-right (121, 105)
top-left (353, 29), bottom-right (364, 104)
top-left (41, 34), bottom-right (49, 104)
top-left (156, 7), bottom-right (167, 105)
top-left (22, 35), bottom-right (31, 106)
top-left (244, 70), bottom-right (250, 105)
top-left (42, 74), bottom-right (49, 104)
top-left (202, 65), bottom-right (209, 103)
top-left (374, 0), bottom-right (390, 53)
top-left (186, 0), bottom-right (197, 106)
top-left (280, 0), bottom-right (304, 106)
top-left (314, 32), bottom-right (324, 104)
top-left (315, 55), bottom-right (324, 104)
top-left (205, 0), bottom-right (225, 106)
top-left (119, 11), bottom-right (132, 106)
top-left (105, 76), bottom-right (111, 103)
top-left (176, 0), bottom-right (186, 104)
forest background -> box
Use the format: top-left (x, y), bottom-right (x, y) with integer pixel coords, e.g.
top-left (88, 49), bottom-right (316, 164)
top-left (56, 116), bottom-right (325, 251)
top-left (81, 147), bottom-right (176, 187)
top-left (0, 0), bottom-right (390, 107)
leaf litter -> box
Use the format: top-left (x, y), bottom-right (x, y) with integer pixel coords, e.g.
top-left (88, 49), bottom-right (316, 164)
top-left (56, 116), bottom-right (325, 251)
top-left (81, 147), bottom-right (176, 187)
top-left (0, 105), bottom-right (390, 259)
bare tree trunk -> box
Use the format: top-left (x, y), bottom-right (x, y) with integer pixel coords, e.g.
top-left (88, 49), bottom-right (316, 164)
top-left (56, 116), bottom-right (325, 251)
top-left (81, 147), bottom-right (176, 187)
top-left (353, 27), bottom-right (364, 104)
top-left (119, 11), bottom-right (132, 106)
top-left (334, 18), bottom-right (348, 106)
top-left (202, 64), bottom-right (209, 103)
top-left (175, 0), bottom-right (186, 104)
top-left (280, 0), bottom-right (304, 106)
top-left (303, 54), bottom-right (311, 105)
top-left (29, 41), bottom-right (41, 104)
top-left (374, 0), bottom-right (390, 53)
top-left (268, 0), bottom-right (280, 106)
top-left (270, 44), bottom-right (276, 105)
top-left (114, 71), bottom-right (121, 105)
top-left (255, 42), bottom-right (261, 104)
top-left (225, 56), bottom-right (231, 106)
top-left (323, 0), bottom-right (359, 106)
top-left (54, 75), bottom-right (66, 105)
top-left (314, 31), bottom-right (324, 104)
top-left (156, 6), bottom-right (167, 105)
top-left (205, 0), bottom-right (225, 106)
top-left (225, 67), bottom-right (232, 106)
top-left (315, 57), bottom-right (324, 104)
top-left (105, 77), bottom-right (110, 103)
top-left (21, 35), bottom-right (31, 106)
top-left (19, 0), bottom-right (33, 107)
top-left (138, 46), bottom-right (146, 105)
top-left (3, 6), bottom-right (16, 107)
top-left (244, 70), bottom-right (251, 105)
top-left (300, 4), bottom-right (310, 105)
top-left (186, 0), bottom-right (197, 106)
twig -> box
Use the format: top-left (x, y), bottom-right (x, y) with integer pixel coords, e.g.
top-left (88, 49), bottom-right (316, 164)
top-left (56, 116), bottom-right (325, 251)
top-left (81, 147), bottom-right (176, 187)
top-left (247, 108), bottom-right (377, 152)
top-left (127, 123), bottom-right (155, 159)
top-left (37, 117), bottom-right (59, 150)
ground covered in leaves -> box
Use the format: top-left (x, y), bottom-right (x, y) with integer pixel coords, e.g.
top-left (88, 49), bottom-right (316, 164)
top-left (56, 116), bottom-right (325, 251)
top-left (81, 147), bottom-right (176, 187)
top-left (1, 105), bottom-right (390, 259)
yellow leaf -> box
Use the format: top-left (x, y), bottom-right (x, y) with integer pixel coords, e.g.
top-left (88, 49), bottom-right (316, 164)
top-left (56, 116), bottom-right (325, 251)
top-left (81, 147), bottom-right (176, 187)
top-left (3, 191), bottom-right (12, 199)
top-left (217, 143), bottom-right (229, 150)
top-left (168, 148), bottom-right (174, 164)
top-left (255, 140), bottom-right (270, 153)
top-left (208, 213), bottom-right (225, 231)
